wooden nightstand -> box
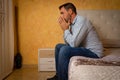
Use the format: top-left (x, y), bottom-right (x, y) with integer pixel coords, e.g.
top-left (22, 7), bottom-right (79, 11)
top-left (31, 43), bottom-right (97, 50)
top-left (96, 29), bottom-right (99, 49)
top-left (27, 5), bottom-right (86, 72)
top-left (38, 48), bottom-right (55, 71)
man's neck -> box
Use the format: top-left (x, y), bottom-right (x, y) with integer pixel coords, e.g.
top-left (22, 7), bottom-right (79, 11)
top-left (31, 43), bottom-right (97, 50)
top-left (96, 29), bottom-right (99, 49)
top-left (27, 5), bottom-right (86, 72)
top-left (71, 13), bottom-right (77, 23)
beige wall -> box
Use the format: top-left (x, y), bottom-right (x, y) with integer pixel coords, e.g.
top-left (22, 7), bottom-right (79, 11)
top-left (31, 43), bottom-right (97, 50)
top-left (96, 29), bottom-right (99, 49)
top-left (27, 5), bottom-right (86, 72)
top-left (16, 0), bottom-right (120, 65)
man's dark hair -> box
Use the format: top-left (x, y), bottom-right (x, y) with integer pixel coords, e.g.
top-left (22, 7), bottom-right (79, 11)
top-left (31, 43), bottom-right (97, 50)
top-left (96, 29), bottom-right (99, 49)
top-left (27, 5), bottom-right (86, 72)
top-left (59, 2), bottom-right (77, 14)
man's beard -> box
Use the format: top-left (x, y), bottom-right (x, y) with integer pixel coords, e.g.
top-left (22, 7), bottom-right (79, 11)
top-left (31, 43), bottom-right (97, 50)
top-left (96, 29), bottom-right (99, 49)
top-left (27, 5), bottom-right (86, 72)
top-left (64, 18), bottom-right (69, 23)
top-left (65, 14), bottom-right (71, 23)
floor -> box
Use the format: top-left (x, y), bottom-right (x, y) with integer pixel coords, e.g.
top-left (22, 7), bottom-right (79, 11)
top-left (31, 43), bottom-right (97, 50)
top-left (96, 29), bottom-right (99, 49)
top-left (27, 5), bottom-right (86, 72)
top-left (4, 66), bottom-right (55, 80)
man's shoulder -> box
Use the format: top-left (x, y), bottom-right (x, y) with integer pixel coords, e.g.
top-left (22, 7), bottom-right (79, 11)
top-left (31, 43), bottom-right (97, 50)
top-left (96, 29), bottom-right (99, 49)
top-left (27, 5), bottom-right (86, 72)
top-left (77, 15), bottom-right (92, 24)
top-left (77, 15), bottom-right (86, 20)
top-left (76, 15), bottom-right (87, 23)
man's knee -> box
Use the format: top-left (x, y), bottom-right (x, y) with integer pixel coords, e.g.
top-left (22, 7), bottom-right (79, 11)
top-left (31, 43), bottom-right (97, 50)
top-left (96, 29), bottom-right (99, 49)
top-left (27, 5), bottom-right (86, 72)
top-left (59, 46), bottom-right (71, 62)
top-left (59, 46), bottom-right (71, 54)
top-left (55, 43), bottom-right (65, 49)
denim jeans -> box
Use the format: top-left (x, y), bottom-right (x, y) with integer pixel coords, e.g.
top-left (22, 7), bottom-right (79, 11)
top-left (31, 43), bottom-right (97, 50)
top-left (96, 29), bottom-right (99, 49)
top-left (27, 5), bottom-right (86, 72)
top-left (55, 43), bottom-right (99, 80)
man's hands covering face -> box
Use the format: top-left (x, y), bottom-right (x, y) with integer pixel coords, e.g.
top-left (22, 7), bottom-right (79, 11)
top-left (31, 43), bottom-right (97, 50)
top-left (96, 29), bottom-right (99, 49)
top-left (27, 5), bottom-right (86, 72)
top-left (58, 16), bottom-right (70, 31)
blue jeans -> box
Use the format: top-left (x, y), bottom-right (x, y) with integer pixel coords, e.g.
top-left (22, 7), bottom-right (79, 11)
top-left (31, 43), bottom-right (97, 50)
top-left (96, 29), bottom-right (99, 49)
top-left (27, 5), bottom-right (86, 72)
top-left (55, 43), bottom-right (99, 80)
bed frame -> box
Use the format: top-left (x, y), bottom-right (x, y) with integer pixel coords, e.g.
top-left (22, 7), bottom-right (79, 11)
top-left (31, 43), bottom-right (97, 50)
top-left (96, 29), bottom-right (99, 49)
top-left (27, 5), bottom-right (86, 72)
top-left (68, 10), bottom-right (120, 80)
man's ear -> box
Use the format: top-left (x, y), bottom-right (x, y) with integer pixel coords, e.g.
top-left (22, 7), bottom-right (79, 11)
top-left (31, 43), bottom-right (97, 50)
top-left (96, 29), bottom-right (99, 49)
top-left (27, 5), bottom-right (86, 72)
top-left (68, 9), bottom-right (73, 15)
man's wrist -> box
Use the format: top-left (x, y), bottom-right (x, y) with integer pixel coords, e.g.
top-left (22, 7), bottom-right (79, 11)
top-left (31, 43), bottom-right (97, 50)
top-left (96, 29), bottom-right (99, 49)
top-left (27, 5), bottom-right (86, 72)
top-left (64, 29), bottom-right (70, 34)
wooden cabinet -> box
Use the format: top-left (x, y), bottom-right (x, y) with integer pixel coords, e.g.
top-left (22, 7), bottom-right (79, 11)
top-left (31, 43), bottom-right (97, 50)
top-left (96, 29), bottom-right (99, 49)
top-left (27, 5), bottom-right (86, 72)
top-left (38, 49), bottom-right (56, 71)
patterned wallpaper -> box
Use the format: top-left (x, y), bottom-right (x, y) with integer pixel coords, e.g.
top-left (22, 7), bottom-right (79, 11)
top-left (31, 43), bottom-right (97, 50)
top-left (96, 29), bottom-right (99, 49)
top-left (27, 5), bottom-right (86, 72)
top-left (17, 0), bottom-right (120, 64)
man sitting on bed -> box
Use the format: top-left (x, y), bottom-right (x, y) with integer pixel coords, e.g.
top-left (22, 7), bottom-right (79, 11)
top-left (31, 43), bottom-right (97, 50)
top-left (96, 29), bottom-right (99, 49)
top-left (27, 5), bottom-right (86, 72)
top-left (47, 2), bottom-right (103, 80)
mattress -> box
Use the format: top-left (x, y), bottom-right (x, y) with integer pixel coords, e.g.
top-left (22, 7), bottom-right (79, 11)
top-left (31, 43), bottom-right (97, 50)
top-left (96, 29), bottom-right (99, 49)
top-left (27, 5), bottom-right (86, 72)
top-left (69, 65), bottom-right (120, 80)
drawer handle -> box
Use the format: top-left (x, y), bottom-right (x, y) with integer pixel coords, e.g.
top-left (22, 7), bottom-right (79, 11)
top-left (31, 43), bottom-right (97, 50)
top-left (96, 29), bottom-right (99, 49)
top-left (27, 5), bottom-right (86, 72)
top-left (48, 67), bottom-right (54, 69)
top-left (48, 61), bottom-right (53, 62)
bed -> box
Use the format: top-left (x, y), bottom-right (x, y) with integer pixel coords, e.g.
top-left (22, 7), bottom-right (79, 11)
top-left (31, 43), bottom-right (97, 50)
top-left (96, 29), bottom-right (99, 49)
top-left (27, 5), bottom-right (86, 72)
top-left (68, 10), bottom-right (120, 80)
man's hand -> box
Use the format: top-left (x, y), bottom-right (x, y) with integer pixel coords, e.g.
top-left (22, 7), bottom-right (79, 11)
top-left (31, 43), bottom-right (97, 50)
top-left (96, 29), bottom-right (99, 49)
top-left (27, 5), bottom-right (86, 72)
top-left (58, 16), bottom-right (70, 31)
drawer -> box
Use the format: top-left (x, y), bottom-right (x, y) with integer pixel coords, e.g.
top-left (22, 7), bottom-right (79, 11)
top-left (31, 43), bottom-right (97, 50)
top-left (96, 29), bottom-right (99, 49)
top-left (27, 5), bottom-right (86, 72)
top-left (39, 64), bottom-right (56, 71)
top-left (38, 48), bottom-right (55, 58)
top-left (39, 58), bottom-right (55, 64)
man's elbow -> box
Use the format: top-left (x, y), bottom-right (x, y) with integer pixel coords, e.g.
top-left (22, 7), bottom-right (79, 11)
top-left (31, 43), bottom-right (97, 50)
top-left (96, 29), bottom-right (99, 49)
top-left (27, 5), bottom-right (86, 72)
top-left (74, 40), bottom-right (81, 47)
top-left (70, 41), bottom-right (78, 47)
